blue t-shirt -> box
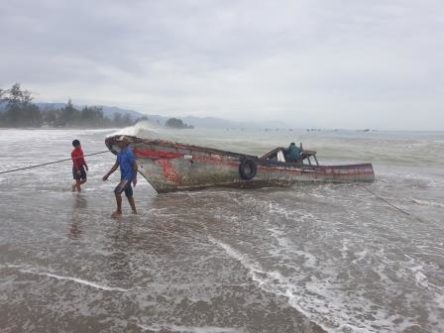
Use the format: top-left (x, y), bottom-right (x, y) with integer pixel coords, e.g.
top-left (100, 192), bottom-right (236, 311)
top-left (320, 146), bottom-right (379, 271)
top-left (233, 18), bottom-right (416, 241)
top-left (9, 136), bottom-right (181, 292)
top-left (117, 147), bottom-right (136, 181)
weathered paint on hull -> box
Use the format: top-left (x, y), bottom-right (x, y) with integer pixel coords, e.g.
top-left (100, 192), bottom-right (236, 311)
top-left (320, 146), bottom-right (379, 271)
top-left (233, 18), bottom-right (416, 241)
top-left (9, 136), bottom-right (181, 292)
top-left (105, 136), bottom-right (375, 193)
top-left (137, 158), bottom-right (374, 193)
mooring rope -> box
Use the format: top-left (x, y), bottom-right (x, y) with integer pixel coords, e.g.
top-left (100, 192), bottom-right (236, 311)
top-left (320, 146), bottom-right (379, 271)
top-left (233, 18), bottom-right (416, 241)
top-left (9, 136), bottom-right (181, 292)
top-left (0, 150), bottom-right (110, 175)
top-left (359, 184), bottom-right (426, 223)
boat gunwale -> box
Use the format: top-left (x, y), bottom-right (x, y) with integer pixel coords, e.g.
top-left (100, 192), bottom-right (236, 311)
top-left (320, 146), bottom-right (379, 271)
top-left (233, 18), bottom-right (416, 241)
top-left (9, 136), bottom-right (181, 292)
top-left (105, 135), bottom-right (257, 160)
top-left (105, 135), bottom-right (375, 171)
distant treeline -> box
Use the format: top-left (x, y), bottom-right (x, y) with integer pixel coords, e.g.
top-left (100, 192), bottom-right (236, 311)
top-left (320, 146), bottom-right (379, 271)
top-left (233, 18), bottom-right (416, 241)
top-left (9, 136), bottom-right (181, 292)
top-left (0, 83), bottom-right (147, 128)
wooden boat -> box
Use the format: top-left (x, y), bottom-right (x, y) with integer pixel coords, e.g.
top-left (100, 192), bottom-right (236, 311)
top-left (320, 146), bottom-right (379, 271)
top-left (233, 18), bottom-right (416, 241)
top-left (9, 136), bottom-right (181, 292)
top-left (105, 135), bottom-right (375, 193)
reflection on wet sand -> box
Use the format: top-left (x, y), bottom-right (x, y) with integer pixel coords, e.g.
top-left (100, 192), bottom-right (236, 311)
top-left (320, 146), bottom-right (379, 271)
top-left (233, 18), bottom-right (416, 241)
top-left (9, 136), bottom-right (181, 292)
top-left (69, 194), bottom-right (87, 240)
top-left (106, 222), bottom-right (133, 283)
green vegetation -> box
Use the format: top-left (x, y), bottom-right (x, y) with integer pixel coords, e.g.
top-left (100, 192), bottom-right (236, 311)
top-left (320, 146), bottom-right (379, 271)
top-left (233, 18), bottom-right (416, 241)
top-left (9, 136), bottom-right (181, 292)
top-left (0, 84), bottom-right (41, 127)
top-left (0, 83), bottom-right (147, 128)
top-left (165, 117), bottom-right (193, 129)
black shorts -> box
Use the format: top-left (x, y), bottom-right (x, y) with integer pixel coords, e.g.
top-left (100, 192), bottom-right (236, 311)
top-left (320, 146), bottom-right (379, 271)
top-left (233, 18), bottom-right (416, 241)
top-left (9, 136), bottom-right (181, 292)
top-left (114, 180), bottom-right (133, 197)
top-left (73, 166), bottom-right (87, 181)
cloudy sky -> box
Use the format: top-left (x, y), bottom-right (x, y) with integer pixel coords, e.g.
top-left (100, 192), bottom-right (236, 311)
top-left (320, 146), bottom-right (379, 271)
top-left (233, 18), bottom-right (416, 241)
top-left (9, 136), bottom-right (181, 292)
top-left (1, 0), bottom-right (443, 130)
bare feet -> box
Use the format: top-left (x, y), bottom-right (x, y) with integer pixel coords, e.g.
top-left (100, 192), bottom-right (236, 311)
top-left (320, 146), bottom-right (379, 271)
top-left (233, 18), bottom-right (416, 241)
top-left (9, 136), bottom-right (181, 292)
top-left (131, 210), bottom-right (138, 215)
top-left (71, 184), bottom-right (76, 192)
top-left (111, 211), bottom-right (122, 218)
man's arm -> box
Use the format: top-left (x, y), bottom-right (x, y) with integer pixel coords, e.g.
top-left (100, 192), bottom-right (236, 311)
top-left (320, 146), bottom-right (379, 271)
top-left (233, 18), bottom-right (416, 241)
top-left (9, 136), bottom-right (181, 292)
top-left (83, 157), bottom-right (89, 171)
top-left (102, 161), bottom-right (119, 181)
top-left (132, 160), bottom-right (138, 187)
top-left (80, 149), bottom-right (88, 171)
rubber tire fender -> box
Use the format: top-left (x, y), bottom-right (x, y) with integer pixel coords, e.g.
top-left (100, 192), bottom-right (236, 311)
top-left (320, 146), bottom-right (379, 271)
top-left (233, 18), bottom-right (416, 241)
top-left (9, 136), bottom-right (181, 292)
top-left (239, 158), bottom-right (257, 180)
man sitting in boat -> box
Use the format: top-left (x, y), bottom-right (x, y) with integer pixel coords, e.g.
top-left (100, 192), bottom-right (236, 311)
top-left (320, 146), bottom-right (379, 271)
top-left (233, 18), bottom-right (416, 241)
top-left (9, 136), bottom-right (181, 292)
top-left (285, 142), bottom-right (302, 162)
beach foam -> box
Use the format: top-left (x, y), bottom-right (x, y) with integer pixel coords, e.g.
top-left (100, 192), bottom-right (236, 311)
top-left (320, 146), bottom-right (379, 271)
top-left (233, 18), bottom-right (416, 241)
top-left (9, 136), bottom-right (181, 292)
top-left (12, 265), bottom-right (129, 292)
top-left (208, 236), bottom-right (422, 333)
top-left (138, 323), bottom-right (244, 333)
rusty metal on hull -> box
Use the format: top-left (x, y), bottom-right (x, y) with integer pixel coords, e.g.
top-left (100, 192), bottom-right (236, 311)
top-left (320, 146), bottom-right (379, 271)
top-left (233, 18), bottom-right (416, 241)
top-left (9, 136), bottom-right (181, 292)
top-left (105, 135), bottom-right (375, 193)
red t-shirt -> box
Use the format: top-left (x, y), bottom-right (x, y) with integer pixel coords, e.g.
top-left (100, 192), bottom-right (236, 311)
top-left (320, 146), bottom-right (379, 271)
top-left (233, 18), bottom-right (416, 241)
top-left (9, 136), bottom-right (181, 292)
top-left (71, 147), bottom-right (86, 170)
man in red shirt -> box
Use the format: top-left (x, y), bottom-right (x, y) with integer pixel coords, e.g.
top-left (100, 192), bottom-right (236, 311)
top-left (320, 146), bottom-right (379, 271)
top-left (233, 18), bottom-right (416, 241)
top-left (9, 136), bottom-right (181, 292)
top-left (71, 139), bottom-right (88, 192)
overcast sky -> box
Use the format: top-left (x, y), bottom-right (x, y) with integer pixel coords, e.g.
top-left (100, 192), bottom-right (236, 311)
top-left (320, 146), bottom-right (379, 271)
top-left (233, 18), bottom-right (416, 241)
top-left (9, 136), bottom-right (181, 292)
top-left (1, 0), bottom-right (443, 130)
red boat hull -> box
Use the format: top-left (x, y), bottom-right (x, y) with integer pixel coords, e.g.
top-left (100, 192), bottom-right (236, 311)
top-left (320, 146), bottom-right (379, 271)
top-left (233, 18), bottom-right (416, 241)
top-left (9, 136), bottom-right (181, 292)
top-left (106, 136), bottom-right (375, 193)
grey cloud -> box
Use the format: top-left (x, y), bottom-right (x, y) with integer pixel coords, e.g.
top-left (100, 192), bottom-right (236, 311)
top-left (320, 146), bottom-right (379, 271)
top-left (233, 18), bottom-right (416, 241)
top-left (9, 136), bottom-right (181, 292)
top-left (1, 0), bottom-right (443, 130)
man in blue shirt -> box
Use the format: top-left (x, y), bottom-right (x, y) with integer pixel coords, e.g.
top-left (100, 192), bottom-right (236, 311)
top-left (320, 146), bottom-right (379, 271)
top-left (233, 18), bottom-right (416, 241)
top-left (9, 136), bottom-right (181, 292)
top-left (103, 136), bottom-right (138, 218)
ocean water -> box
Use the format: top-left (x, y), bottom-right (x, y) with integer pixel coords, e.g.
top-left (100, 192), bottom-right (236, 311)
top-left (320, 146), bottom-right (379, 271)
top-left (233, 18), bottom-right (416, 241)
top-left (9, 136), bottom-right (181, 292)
top-left (0, 127), bottom-right (443, 333)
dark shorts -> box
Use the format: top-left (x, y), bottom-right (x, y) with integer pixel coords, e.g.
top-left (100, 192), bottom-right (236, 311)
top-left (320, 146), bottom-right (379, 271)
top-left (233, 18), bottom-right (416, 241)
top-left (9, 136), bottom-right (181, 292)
top-left (114, 179), bottom-right (133, 197)
top-left (73, 166), bottom-right (87, 181)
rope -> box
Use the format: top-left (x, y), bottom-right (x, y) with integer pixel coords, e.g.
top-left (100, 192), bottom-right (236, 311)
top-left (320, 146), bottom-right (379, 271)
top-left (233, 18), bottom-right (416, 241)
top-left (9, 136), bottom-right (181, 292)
top-left (0, 150), bottom-right (110, 175)
top-left (359, 184), bottom-right (426, 223)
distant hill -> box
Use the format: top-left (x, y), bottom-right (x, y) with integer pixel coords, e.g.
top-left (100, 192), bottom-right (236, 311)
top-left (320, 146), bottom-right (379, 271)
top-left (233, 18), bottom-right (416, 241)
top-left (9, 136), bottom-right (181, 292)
top-left (140, 114), bottom-right (246, 128)
top-left (141, 114), bottom-right (288, 129)
top-left (182, 116), bottom-right (245, 129)
top-left (1, 102), bottom-right (289, 129)
top-left (181, 116), bottom-right (287, 129)
top-left (34, 103), bottom-right (285, 128)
